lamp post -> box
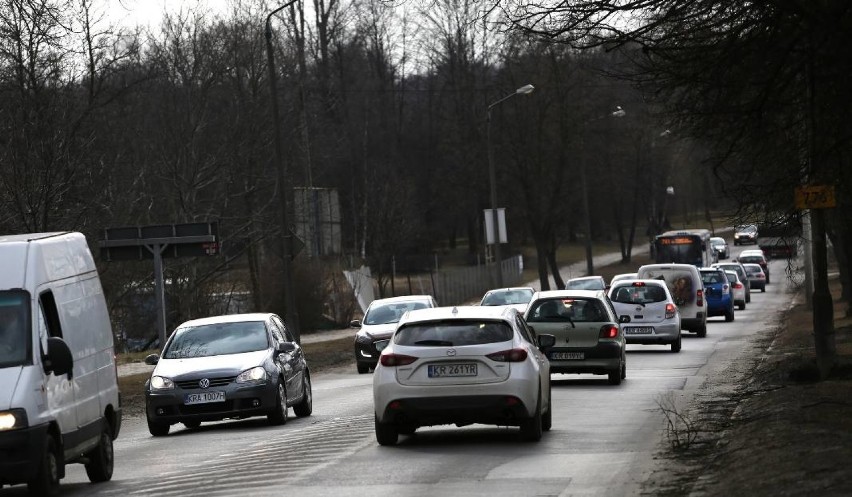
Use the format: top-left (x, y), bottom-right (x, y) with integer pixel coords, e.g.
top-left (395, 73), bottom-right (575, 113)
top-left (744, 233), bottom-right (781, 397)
top-left (265, 1), bottom-right (301, 343)
top-left (486, 84), bottom-right (535, 287)
top-left (581, 106), bottom-right (626, 276)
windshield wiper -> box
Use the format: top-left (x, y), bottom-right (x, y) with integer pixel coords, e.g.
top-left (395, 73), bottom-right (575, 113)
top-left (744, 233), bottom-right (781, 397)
top-left (413, 340), bottom-right (454, 346)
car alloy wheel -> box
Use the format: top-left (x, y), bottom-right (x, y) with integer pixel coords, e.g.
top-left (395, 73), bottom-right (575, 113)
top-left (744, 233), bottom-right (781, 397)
top-left (375, 416), bottom-right (398, 446)
top-left (293, 372), bottom-right (313, 417)
top-left (267, 382), bottom-right (288, 425)
top-left (519, 388), bottom-right (543, 442)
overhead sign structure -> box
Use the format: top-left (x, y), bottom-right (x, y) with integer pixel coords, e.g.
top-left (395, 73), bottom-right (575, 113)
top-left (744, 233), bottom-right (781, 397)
top-left (99, 222), bottom-right (220, 349)
top-left (795, 185), bottom-right (836, 210)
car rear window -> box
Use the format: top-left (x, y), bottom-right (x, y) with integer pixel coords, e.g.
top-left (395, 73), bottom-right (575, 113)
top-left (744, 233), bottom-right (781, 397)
top-left (482, 289), bottom-right (533, 306)
top-left (738, 256), bottom-right (764, 264)
top-left (700, 271), bottom-right (727, 285)
top-left (565, 278), bottom-right (605, 290)
top-left (611, 285), bottom-right (667, 304)
top-left (744, 265), bottom-right (763, 274)
top-left (526, 298), bottom-right (607, 323)
top-left (394, 320), bottom-right (513, 346)
top-left (164, 321), bottom-right (269, 358)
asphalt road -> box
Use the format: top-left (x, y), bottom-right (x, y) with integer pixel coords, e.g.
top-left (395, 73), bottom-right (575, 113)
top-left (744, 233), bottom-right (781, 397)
top-left (1, 244), bottom-right (794, 497)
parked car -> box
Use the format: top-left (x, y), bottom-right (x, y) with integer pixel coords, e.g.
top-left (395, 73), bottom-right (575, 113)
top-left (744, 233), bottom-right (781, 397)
top-left (734, 224), bottom-right (758, 245)
top-left (372, 305), bottom-right (555, 445)
top-left (480, 287), bottom-right (536, 313)
top-left (699, 267), bottom-right (735, 322)
top-left (742, 263), bottom-right (767, 292)
top-left (144, 313), bottom-right (312, 436)
top-left (724, 271), bottom-right (747, 310)
top-left (710, 237), bottom-right (729, 259)
top-left (713, 262), bottom-right (751, 303)
top-left (352, 295), bottom-right (438, 374)
top-left (609, 273), bottom-right (638, 287)
top-left (525, 290), bottom-right (627, 384)
top-left (736, 250), bottom-right (770, 284)
top-left (565, 275), bottom-right (607, 291)
top-left (608, 279), bottom-right (683, 352)
top-left (636, 263), bottom-right (707, 337)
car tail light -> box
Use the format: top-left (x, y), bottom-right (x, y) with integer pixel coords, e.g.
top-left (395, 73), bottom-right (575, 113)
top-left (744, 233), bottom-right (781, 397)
top-left (632, 282), bottom-right (645, 287)
top-left (733, 282), bottom-right (743, 289)
top-left (757, 274), bottom-right (765, 279)
top-left (722, 284), bottom-right (730, 295)
top-left (665, 303), bottom-right (677, 319)
top-left (697, 289), bottom-right (704, 307)
top-left (599, 325), bottom-right (618, 339)
top-left (380, 354), bottom-right (418, 367)
top-left (487, 348), bottom-right (528, 362)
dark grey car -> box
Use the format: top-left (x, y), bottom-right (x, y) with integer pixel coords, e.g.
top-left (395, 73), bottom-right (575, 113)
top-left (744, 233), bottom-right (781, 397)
top-left (144, 313), bottom-right (312, 436)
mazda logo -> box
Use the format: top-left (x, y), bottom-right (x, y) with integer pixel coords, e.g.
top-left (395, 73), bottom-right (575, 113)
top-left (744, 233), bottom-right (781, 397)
top-left (446, 349), bottom-right (457, 357)
top-left (199, 378), bottom-right (210, 389)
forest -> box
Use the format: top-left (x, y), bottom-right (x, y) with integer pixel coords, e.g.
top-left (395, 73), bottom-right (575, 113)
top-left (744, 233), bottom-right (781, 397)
top-left (0, 1), bottom-right (849, 361)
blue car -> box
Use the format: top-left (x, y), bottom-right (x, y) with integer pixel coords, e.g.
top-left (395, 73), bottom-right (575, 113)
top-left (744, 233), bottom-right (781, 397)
top-left (699, 268), bottom-right (735, 322)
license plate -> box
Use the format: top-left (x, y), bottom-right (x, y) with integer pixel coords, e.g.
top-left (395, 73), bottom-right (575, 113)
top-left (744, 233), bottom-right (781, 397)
top-left (625, 327), bottom-right (654, 335)
top-left (550, 352), bottom-right (584, 360)
top-left (428, 364), bottom-right (477, 377)
top-left (184, 391), bottom-right (225, 405)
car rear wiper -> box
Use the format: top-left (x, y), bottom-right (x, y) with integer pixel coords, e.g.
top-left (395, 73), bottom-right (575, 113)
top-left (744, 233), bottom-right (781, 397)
top-left (413, 340), bottom-right (454, 346)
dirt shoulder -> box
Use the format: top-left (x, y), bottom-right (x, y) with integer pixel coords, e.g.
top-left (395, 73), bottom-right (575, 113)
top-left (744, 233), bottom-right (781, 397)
top-left (642, 276), bottom-right (852, 496)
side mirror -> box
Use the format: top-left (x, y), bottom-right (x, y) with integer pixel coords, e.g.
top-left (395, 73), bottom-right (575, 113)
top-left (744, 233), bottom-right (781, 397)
top-left (45, 337), bottom-right (73, 377)
top-left (144, 353), bottom-right (160, 365)
top-left (619, 315), bottom-right (631, 324)
top-left (375, 339), bottom-right (390, 352)
top-left (537, 334), bottom-right (556, 349)
top-left (350, 319), bottom-right (362, 328)
top-left (277, 342), bottom-right (297, 354)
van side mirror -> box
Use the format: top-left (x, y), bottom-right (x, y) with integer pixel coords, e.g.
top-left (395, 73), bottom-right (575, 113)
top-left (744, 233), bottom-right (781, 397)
top-left (144, 354), bottom-right (160, 365)
top-left (350, 319), bottom-right (362, 328)
top-left (619, 315), bottom-right (632, 324)
top-left (537, 334), bottom-right (556, 349)
top-left (45, 337), bottom-right (73, 377)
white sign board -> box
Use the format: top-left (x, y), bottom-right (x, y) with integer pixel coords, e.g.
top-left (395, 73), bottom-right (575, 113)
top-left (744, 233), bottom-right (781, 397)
top-left (484, 208), bottom-right (507, 245)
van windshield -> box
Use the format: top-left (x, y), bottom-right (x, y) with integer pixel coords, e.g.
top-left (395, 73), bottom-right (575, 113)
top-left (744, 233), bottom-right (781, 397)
top-left (0, 291), bottom-right (30, 368)
top-left (163, 321), bottom-right (269, 359)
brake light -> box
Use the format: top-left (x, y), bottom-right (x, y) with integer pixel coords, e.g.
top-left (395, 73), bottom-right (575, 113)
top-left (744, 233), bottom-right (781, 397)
top-left (697, 288), bottom-right (704, 307)
top-left (757, 274), bottom-right (765, 279)
top-left (380, 354), bottom-right (418, 367)
top-left (722, 284), bottom-right (730, 295)
top-left (599, 325), bottom-right (619, 339)
top-left (665, 303), bottom-right (677, 319)
top-left (632, 282), bottom-right (645, 287)
top-left (487, 348), bottom-right (528, 362)
top-left (733, 282), bottom-right (743, 289)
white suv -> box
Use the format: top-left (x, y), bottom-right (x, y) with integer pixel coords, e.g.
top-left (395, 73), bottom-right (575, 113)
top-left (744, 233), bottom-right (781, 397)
top-left (608, 280), bottom-right (683, 352)
top-left (373, 306), bottom-right (554, 445)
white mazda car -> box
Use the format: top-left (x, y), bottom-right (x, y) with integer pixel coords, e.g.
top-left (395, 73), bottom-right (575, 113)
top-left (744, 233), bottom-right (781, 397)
top-left (373, 306), bottom-right (554, 445)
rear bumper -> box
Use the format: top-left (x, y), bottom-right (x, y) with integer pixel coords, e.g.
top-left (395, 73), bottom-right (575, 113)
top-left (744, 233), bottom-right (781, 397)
top-left (624, 322), bottom-right (681, 344)
top-left (377, 395), bottom-right (533, 428)
top-left (546, 342), bottom-right (622, 375)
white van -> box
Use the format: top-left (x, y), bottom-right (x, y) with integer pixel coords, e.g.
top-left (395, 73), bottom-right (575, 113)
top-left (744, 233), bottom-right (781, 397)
top-left (636, 263), bottom-right (707, 337)
top-left (0, 232), bottom-right (121, 495)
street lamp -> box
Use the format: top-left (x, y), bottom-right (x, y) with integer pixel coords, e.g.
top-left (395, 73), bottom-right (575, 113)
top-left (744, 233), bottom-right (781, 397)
top-left (487, 84), bottom-right (535, 287)
top-left (265, 1), bottom-right (301, 342)
top-left (581, 105), bottom-right (626, 277)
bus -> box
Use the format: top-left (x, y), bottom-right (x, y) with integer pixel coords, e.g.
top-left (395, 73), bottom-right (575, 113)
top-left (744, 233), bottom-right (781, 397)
top-left (653, 229), bottom-right (717, 267)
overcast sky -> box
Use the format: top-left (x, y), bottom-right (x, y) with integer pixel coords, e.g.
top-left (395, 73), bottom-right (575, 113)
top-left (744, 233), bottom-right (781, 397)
top-left (106, 0), bottom-right (228, 29)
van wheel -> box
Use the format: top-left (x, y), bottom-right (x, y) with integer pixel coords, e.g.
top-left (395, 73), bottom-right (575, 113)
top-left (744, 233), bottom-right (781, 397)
top-left (696, 325), bottom-right (707, 338)
top-left (671, 334), bottom-right (682, 352)
top-left (28, 435), bottom-right (61, 497)
top-left (84, 425), bottom-right (114, 482)
top-left (267, 382), bottom-right (288, 425)
top-left (147, 417), bottom-right (169, 437)
top-left (375, 416), bottom-right (398, 446)
top-left (293, 372), bottom-right (313, 417)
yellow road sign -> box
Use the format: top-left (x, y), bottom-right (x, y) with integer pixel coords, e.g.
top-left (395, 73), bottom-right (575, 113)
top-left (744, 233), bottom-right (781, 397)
top-left (795, 185), bottom-right (836, 209)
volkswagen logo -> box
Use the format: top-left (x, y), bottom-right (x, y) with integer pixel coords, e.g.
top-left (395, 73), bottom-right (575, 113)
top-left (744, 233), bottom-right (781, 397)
top-left (198, 378), bottom-right (210, 389)
top-left (446, 349), bottom-right (457, 357)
